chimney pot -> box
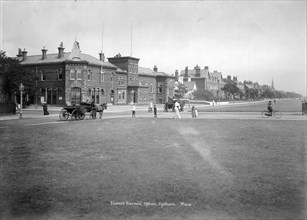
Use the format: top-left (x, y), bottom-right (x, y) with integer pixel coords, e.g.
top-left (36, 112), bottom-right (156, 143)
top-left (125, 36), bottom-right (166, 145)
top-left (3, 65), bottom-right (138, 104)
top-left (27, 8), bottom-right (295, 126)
top-left (41, 47), bottom-right (47, 60)
top-left (58, 42), bottom-right (65, 58)
top-left (17, 48), bottom-right (22, 57)
top-left (99, 51), bottom-right (105, 62)
top-left (21, 49), bottom-right (28, 61)
top-left (153, 65), bottom-right (158, 72)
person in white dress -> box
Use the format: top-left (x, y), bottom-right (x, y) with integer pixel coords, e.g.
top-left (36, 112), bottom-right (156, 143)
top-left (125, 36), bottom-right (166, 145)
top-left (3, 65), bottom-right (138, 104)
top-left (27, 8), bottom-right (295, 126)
top-left (174, 100), bottom-right (181, 119)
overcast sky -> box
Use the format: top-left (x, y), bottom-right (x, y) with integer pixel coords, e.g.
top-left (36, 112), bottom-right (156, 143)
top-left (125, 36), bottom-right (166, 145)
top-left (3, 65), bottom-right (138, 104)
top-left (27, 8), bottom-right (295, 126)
top-left (0, 0), bottom-right (306, 95)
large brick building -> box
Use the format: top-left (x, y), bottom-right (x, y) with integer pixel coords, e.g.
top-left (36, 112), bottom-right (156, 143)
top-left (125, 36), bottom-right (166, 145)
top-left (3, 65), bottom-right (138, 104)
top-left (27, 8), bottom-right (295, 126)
top-left (16, 41), bottom-right (175, 106)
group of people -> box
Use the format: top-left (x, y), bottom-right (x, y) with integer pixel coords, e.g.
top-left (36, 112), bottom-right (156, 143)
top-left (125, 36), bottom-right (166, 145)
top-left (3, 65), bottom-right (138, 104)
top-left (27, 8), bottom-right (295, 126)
top-left (132, 100), bottom-right (198, 119)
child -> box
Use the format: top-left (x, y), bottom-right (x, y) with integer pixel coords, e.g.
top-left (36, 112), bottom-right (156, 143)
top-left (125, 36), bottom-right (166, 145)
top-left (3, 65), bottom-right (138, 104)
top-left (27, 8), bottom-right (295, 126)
top-left (153, 104), bottom-right (157, 118)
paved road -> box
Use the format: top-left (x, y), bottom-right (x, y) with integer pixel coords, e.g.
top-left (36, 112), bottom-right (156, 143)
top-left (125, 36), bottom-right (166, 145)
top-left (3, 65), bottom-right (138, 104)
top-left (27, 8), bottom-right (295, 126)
top-left (0, 107), bottom-right (305, 129)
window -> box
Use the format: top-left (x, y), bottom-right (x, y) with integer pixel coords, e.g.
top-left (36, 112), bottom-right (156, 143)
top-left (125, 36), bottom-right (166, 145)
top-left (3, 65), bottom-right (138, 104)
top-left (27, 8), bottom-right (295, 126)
top-left (150, 84), bottom-right (153, 93)
top-left (158, 83), bottom-right (163, 93)
top-left (70, 69), bottom-right (76, 80)
top-left (58, 69), bottom-right (63, 81)
top-left (122, 91), bottom-right (125, 100)
top-left (111, 73), bottom-right (113, 82)
top-left (100, 72), bottom-right (104, 82)
top-left (77, 69), bottom-right (82, 80)
top-left (87, 71), bottom-right (92, 81)
top-left (41, 70), bottom-right (46, 81)
top-left (58, 88), bottom-right (62, 95)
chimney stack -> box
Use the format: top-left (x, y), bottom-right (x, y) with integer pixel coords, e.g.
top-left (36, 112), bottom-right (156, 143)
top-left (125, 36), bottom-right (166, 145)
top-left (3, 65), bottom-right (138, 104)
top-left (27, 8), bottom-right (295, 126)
top-left (194, 65), bottom-right (200, 77)
top-left (175, 70), bottom-right (179, 80)
top-left (21, 49), bottom-right (28, 61)
top-left (17, 48), bottom-right (22, 58)
top-left (99, 51), bottom-right (105, 62)
top-left (185, 66), bottom-right (188, 77)
top-left (153, 65), bottom-right (158, 72)
top-left (41, 46), bottom-right (47, 60)
top-left (58, 42), bottom-right (65, 58)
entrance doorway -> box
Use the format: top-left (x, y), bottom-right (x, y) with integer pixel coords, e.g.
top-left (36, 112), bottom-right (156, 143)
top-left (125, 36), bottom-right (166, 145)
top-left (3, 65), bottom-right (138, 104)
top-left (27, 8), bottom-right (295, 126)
top-left (71, 87), bottom-right (81, 105)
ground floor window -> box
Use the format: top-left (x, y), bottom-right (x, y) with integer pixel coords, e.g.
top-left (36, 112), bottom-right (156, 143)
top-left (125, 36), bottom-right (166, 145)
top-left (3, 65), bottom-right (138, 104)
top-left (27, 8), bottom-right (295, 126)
top-left (71, 87), bottom-right (81, 105)
top-left (118, 90), bottom-right (126, 103)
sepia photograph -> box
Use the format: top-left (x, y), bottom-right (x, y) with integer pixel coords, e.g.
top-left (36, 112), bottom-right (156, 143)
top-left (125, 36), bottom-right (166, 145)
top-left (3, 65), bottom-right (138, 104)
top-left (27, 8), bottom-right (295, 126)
top-left (0, 0), bottom-right (306, 219)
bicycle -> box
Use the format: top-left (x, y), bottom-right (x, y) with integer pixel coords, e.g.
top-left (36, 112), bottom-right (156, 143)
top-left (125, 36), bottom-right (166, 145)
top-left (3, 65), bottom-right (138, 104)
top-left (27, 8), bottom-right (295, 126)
top-left (261, 109), bottom-right (282, 119)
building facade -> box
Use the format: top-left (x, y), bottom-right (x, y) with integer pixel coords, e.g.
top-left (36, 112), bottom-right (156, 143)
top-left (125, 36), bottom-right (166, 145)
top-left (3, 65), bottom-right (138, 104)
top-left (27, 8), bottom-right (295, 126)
top-left (16, 41), bottom-right (175, 106)
top-left (179, 65), bottom-right (224, 99)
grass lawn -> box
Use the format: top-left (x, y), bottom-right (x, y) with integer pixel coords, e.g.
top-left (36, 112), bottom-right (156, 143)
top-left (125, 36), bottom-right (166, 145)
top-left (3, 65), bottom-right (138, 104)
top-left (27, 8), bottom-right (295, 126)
top-left (0, 117), bottom-right (305, 219)
top-left (197, 98), bottom-right (304, 112)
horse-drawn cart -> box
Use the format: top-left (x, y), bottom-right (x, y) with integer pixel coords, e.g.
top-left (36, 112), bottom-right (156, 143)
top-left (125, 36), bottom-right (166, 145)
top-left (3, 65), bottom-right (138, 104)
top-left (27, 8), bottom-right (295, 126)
top-left (59, 102), bottom-right (98, 121)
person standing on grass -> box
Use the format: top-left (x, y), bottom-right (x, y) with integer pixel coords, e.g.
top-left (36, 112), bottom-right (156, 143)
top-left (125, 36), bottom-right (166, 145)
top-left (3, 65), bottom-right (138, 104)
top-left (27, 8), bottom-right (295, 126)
top-left (153, 104), bottom-right (157, 118)
top-left (173, 100), bottom-right (181, 119)
top-left (132, 104), bottom-right (136, 117)
top-left (191, 106), bottom-right (197, 118)
top-left (97, 103), bottom-right (105, 119)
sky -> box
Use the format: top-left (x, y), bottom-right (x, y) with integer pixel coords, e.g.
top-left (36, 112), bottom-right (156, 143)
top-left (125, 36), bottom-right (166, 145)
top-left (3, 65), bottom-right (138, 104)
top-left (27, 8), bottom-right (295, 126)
top-left (0, 0), bottom-right (306, 95)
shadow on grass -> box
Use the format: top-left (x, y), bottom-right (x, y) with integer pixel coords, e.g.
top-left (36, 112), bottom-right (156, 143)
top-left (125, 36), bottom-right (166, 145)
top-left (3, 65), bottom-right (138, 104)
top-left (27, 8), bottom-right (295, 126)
top-left (9, 185), bottom-right (53, 216)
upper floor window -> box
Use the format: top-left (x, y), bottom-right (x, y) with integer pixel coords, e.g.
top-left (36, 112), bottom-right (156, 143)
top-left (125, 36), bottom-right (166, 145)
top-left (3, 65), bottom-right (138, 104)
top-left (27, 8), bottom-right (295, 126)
top-left (77, 69), bottom-right (82, 80)
top-left (150, 84), bottom-right (153, 93)
top-left (100, 72), bottom-right (104, 82)
top-left (70, 69), bottom-right (76, 80)
top-left (41, 70), bottom-right (46, 81)
top-left (57, 69), bottom-right (63, 81)
top-left (158, 83), bottom-right (163, 93)
top-left (111, 73), bottom-right (114, 82)
top-left (87, 70), bottom-right (92, 81)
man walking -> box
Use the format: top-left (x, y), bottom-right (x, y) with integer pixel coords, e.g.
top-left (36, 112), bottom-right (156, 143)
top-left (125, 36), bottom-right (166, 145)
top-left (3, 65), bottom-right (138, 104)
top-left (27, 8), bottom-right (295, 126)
top-left (153, 104), bottom-right (157, 118)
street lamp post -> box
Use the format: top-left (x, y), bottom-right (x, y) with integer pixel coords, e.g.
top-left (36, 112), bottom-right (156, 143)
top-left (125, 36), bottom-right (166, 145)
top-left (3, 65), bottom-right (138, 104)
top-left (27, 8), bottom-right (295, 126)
top-left (19, 83), bottom-right (24, 119)
top-left (217, 79), bottom-right (220, 105)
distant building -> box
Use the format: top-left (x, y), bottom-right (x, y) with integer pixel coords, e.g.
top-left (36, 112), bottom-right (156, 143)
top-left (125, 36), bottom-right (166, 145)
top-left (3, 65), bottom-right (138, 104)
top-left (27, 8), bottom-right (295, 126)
top-left (179, 65), bottom-right (224, 99)
top-left (15, 41), bottom-right (175, 106)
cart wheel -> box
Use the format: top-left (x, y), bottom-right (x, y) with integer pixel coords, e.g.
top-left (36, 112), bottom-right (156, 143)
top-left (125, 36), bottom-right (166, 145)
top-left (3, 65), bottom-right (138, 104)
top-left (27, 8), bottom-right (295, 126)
top-left (59, 109), bottom-right (69, 121)
top-left (71, 109), bottom-right (79, 120)
top-left (79, 112), bottom-right (85, 120)
top-left (273, 110), bottom-right (282, 119)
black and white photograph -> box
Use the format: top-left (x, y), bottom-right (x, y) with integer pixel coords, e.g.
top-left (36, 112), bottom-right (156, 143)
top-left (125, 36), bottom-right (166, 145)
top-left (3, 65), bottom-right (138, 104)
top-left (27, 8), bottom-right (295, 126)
top-left (0, 0), bottom-right (306, 219)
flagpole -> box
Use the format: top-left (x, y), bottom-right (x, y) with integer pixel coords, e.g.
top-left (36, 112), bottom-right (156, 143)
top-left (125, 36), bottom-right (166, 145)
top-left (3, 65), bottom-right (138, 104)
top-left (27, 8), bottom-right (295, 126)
top-left (130, 22), bottom-right (132, 57)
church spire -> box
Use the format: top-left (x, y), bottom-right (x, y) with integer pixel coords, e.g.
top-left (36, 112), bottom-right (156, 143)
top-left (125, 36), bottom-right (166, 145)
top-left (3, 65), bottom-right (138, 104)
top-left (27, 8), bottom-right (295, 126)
top-left (271, 78), bottom-right (275, 90)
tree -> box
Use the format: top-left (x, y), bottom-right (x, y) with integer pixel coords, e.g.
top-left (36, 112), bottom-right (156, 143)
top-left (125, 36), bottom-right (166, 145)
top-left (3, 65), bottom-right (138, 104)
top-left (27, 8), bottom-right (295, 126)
top-left (222, 81), bottom-right (240, 100)
top-left (174, 82), bottom-right (188, 99)
top-left (192, 88), bottom-right (215, 100)
top-left (0, 51), bottom-right (35, 103)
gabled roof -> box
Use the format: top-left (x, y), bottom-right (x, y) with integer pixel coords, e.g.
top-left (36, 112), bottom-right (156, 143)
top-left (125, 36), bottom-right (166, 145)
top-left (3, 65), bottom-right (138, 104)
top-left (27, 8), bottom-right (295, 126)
top-left (183, 81), bottom-right (196, 91)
